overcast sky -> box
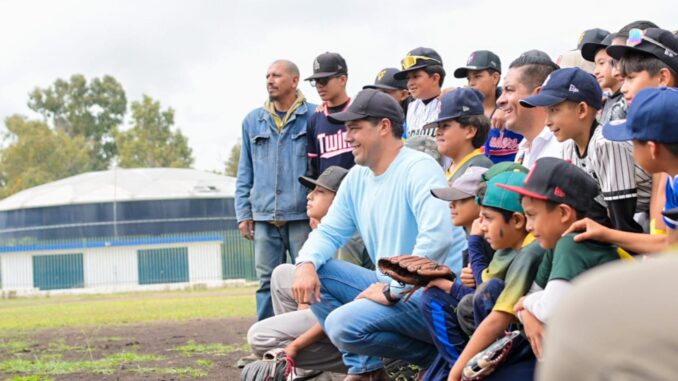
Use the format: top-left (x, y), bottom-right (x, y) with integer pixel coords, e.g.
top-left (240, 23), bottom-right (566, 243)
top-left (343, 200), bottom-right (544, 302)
top-left (0, 0), bottom-right (674, 173)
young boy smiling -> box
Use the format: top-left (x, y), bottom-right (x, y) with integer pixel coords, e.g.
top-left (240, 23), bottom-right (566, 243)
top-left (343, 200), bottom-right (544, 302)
top-left (498, 157), bottom-right (620, 359)
top-left (520, 67), bottom-right (652, 234)
top-left (425, 87), bottom-right (493, 182)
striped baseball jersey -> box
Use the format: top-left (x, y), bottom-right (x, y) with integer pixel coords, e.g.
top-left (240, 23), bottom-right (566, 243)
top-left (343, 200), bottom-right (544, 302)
top-left (405, 97), bottom-right (439, 138)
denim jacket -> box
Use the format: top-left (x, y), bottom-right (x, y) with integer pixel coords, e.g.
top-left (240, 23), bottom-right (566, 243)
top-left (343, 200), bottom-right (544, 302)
top-left (235, 94), bottom-right (316, 222)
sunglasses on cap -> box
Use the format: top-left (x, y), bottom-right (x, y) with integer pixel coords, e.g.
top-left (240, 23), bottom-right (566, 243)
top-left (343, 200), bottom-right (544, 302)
top-left (401, 55), bottom-right (442, 70)
top-left (627, 28), bottom-right (678, 57)
top-left (310, 75), bottom-right (340, 87)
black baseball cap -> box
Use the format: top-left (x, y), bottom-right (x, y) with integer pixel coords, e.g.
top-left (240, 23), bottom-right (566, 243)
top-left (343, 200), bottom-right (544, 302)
top-left (423, 87), bottom-right (484, 129)
top-left (581, 33), bottom-right (615, 62)
top-left (327, 89), bottom-right (405, 126)
top-left (577, 28), bottom-right (610, 50)
top-left (606, 28), bottom-right (678, 75)
top-left (394, 47), bottom-right (443, 80)
top-left (299, 165), bottom-right (349, 193)
top-left (454, 50), bottom-right (502, 78)
top-left (520, 67), bottom-right (603, 109)
top-left (496, 157), bottom-right (599, 213)
top-left (363, 68), bottom-right (408, 91)
top-left (305, 52), bottom-right (348, 81)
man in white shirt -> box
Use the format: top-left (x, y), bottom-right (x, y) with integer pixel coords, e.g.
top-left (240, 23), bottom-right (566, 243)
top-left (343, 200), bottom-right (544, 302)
top-left (496, 50), bottom-right (563, 167)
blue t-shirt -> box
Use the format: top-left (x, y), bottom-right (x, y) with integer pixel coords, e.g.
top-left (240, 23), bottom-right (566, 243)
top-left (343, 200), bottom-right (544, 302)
top-left (297, 147), bottom-right (466, 298)
top-left (663, 176), bottom-right (678, 229)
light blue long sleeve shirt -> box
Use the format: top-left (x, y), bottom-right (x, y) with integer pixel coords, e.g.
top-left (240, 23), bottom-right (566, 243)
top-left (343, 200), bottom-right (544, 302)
top-left (297, 147), bottom-right (467, 297)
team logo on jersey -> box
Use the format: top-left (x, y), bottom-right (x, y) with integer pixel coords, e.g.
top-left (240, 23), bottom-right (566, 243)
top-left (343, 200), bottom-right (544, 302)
top-left (377, 70), bottom-right (386, 81)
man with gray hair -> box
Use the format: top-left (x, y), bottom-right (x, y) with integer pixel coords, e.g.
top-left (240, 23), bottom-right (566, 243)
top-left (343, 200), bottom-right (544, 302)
top-left (236, 59), bottom-right (316, 322)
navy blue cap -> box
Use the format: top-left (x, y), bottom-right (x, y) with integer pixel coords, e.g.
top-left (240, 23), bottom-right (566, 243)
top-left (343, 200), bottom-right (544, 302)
top-left (423, 87), bottom-right (484, 129)
top-left (363, 68), bottom-right (408, 91)
top-left (520, 67), bottom-right (603, 109)
top-left (394, 47), bottom-right (443, 80)
top-left (603, 87), bottom-right (678, 143)
top-left (328, 88), bottom-right (405, 126)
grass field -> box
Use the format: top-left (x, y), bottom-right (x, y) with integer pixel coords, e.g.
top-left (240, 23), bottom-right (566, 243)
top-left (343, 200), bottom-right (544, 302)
top-left (0, 287), bottom-right (258, 380)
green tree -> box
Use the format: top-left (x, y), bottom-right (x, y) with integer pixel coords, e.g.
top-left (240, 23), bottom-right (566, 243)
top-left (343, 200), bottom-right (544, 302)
top-left (115, 95), bottom-right (193, 168)
top-left (28, 74), bottom-right (127, 170)
top-left (224, 143), bottom-right (241, 177)
top-left (0, 115), bottom-right (91, 198)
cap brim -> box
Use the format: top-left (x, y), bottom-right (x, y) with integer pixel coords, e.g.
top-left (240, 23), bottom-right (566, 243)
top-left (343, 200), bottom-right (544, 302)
top-left (304, 71), bottom-right (340, 81)
top-left (298, 176), bottom-right (334, 192)
top-left (520, 93), bottom-right (567, 108)
top-left (393, 65), bottom-right (430, 80)
top-left (431, 188), bottom-right (473, 202)
top-left (606, 45), bottom-right (646, 60)
top-left (581, 42), bottom-right (607, 62)
top-left (422, 115), bottom-right (456, 130)
top-left (602, 119), bottom-right (634, 141)
top-left (495, 183), bottom-right (549, 200)
top-left (362, 84), bottom-right (401, 91)
top-left (453, 66), bottom-right (493, 78)
top-left (327, 110), bottom-right (367, 123)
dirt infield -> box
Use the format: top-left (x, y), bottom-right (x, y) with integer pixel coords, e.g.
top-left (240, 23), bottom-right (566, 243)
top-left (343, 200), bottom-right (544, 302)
top-left (0, 317), bottom-right (257, 380)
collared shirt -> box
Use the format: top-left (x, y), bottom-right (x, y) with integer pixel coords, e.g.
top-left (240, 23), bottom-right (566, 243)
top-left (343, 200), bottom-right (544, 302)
top-left (515, 127), bottom-right (563, 168)
top-left (445, 148), bottom-right (493, 182)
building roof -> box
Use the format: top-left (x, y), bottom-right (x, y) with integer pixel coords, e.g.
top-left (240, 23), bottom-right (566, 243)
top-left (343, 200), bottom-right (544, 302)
top-left (0, 168), bottom-right (236, 211)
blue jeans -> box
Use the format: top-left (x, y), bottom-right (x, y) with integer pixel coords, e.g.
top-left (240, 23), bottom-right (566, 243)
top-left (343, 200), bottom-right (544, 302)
top-left (310, 259), bottom-right (437, 375)
top-left (254, 220), bottom-right (311, 320)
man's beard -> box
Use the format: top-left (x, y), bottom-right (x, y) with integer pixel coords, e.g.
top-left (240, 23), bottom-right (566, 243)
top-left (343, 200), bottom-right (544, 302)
top-left (268, 94), bottom-right (279, 102)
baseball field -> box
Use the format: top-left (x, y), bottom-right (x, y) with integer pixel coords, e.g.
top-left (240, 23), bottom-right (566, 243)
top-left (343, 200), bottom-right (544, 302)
top-left (0, 287), bottom-right (257, 381)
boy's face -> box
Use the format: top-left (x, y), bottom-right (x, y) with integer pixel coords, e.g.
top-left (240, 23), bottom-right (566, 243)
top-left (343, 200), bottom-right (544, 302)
top-left (593, 50), bottom-right (619, 91)
top-left (379, 88), bottom-right (410, 103)
top-left (435, 120), bottom-right (475, 158)
top-left (467, 70), bottom-right (498, 100)
top-left (545, 101), bottom-right (582, 143)
top-left (450, 197), bottom-right (480, 227)
top-left (480, 206), bottom-right (518, 250)
top-left (306, 185), bottom-right (336, 220)
top-left (315, 75), bottom-right (347, 102)
top-left (406, 69), bottom-right (438, 99)
top-left (621, 70), bottom-right (662, 104)
top-left (522, 197), bottom-right (569, 249)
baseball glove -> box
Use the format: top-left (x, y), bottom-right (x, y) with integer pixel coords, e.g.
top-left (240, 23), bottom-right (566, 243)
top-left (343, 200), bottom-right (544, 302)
top-left (461, 330), bottom-right (521, 381)
top-left (240, 348), bottom-right (295, 381)
top-left (378, 255), bottom-right (456, 287)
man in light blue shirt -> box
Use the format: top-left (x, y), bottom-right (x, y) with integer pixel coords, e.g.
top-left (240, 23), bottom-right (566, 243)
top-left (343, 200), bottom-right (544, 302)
top-left (292, 89), bottom-right (466, 380)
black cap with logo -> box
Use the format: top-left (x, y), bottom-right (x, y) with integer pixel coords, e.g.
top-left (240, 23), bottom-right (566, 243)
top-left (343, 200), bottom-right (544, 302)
top-left (363, 68), bottom-right (408, 91)
top-left (394, 47), bottom-right (444, 80)
top-left (328, 89), bottom-right (404, 126)
top-left (496, 157), bottom-right (599, 213)
top-left (305, 52), bottom-right (348, 81)
top-left (581, 33), bottom-right (615, 62)
top-left (299, 166), bottom-right (349, 193)
top-left (606, 28), bottom-right (678, 75)
top-left (454, 50), bottom-right (502, 78)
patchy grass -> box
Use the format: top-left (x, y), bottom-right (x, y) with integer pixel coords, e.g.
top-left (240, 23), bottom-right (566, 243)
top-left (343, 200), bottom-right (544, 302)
top-left (195, 359), bottom-right (213, 368)
top-left (0, 287), bottom-right (256, 332)
top-left (0, 339), bottom-right (34, 354)
top-left (131, 367), bottom-right (209, 378)
top-left (0, 352), bottom-right (164, 376)
top-left (5, 376), bottom-right (55, 381)
top-left (172, 340), bottom-right (248, 357)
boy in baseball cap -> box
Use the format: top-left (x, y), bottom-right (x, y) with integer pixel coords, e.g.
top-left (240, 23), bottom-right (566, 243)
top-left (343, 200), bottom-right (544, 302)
top-left (423, 169), bottom-right (545, 381)
top-left (425, 87), bottom-right (493, 182)
top-left (581, 33), bottom-right (627, 124)
top-left (304, 52), bottom-right (354, 179)
top-left (455, 50), bottom-right (524, 164)
top-left (520, 67), bottom-right (652, 235)
top-left (603, 87), bottom-right (678, 246)
top-left (395, 47), bottom-right (445, 139)
top-left (498, 157), bottom-right (620, 359)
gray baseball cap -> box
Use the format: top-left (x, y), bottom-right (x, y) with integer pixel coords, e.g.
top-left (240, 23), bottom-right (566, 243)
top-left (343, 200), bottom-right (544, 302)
top-left (299, 166), bottom-right (349, 193)
top-left (328, 89), bottom-right (404, 126)
top-left (363, 67), bottom-right (408, 91)
top-left (431, 166), bottom-right (489, 201)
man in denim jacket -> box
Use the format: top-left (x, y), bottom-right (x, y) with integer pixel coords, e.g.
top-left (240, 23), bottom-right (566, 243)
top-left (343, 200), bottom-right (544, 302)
top-left (236, 59), bottom-right (317, 321)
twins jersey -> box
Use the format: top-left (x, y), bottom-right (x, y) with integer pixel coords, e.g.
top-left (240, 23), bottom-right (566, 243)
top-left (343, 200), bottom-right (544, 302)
top-left (561, 125), bottom-right (652, 212)
top-left (307, 101), bottom-right (355, 177)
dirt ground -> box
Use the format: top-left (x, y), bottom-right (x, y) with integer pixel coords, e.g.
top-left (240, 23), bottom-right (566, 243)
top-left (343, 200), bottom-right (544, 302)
top-left (0, 317), bottom-right (259, 381)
